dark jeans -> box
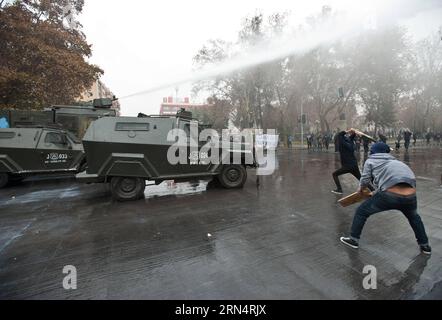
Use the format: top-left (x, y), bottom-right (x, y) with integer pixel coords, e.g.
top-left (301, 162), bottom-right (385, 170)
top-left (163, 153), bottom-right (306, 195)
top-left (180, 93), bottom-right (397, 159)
top-left (350, 191), bottom-right (429, 245)
top-left (332, 165), bottom-right (361, 191)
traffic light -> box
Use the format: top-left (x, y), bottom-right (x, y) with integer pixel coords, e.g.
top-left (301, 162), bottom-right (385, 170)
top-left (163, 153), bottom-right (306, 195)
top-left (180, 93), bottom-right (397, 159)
top-left (338, 87), bottom-right (344, 98)
top-left (301, 114), bottom-right (307, 124)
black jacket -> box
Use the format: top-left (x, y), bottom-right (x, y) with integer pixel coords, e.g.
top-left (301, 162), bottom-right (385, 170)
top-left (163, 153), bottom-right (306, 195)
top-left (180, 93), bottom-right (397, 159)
top-left (338, 131), bottom-right (357, 167)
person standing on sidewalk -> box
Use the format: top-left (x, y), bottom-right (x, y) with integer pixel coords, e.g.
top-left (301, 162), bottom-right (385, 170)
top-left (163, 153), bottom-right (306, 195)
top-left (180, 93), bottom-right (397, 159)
top-left (378, 132), bottom-right (387, 144)
top-left (331, 129), bottom-right (361, 194)
top-left (323, 133), bottom-right (331, 151)
top-left (404, 129), bottom-right (412, 151)
top-left (362, 135), bottom-right (371, 154)
top-left (425, 132), bottom-right (431, 146)
top-left (334, 131), bottom-right (339, 152)
top-left (340, 142), bottom-right (431, 255)
top-left (287, 135), bottom-right (293, 149)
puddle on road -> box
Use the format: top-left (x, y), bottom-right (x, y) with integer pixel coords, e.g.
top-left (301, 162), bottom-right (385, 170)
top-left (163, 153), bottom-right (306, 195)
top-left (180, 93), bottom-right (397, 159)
top-left (0, 187), bottom-right (84, 206)
top-left (0, 179), bottom-right (213, 206)
top-left (143, 180), bottom-right (210, 199)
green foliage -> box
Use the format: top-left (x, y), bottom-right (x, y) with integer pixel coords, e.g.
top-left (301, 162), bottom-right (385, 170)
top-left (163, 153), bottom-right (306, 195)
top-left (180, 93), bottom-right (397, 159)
top-left (192, 9), bottom-right (442, 132)
top-left (191, 97), bottom-right (231, 130)
top-left (0, 1), bottom-right (103, 110)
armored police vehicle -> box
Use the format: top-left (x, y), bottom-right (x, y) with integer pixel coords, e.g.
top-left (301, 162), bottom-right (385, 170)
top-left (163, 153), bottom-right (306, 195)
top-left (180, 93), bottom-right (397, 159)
top-left (0, 98), bottom-right (117, 139)
top-left (77, 110), bottom-right (255, 201)
top-left (0, 125), bottom-right (86, 188)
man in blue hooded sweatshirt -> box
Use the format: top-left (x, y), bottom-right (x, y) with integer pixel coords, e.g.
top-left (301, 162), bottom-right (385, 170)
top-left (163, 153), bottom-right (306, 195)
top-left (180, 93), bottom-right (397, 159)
top-left (340, 142), bottom-right (431, 255)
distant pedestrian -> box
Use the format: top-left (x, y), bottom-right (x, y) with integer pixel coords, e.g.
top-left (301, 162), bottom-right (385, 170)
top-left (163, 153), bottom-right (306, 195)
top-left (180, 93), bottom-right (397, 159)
top-left (340, 142), bottom-right (431, 255)
top-left (395, 133), bottom-right (402, 151)
top-left (287, 135), bottom-right (293, 149)
top-left (307, 134), bottom-right (313, 150)
top-left (425, 132), bottom-right (431, 146)
top-left (316, 133), bottom-right (323, 151)
top-left (362, 135), bottom-right (371, 154)
top-left (334, 132), bottom-right (339, 152)
top-left (323, 133), bottom-right (330, 151)
top-left (378, 133), bottom-right (387, 144)
top-left (404, 130), bottom-right (412, 151)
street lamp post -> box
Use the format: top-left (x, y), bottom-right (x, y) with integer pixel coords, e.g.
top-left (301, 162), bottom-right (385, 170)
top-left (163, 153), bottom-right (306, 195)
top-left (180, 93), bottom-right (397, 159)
top-left (301, 101), bottom-right (304, 148)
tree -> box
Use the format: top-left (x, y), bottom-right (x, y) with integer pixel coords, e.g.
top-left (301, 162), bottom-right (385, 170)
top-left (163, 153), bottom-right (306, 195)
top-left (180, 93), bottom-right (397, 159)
top-left (193, 13), bottom-right (289, 130)
top-left (356, 27), bottom-right (409, 134)
top-left (192, 9), bottom-right (439, 138)
top-left (287, 44), bottom-right (359, 133)
top-left (191, 97), bottom-right (232, 130)
top-left (0, 1), bottom-right (102, 110)
top-left (19, 0), bottom-right (85, 26)
top-left (408, 31), bottom-right (442, 132)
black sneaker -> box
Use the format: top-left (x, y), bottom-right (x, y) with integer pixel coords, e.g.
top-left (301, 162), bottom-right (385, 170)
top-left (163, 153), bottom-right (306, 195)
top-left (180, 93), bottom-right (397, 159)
top-left (420, 244), bottom-right (432, 255)
top-left (340, 237), bottom-right (359, 249)
top-left (331, 189), bottom-right (343, 195)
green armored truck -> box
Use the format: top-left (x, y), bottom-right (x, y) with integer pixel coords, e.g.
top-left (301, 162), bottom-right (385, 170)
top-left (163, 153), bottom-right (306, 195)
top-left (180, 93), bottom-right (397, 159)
top-left (0, 125), bottom-right (86, 188)
top-left (0, 98), bottom-right (117, 139)
top-left (77, 110), bottom-right (256, 201)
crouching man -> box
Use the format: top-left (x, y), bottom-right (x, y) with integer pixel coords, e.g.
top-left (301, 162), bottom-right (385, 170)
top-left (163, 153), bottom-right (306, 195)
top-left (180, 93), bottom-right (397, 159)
top-left (340, 142), bottom-right (431, 255)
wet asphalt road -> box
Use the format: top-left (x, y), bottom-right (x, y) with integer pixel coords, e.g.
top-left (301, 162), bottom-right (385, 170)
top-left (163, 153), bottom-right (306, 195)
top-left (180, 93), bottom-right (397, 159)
top-left (0, 147), bottom-right (441, 299)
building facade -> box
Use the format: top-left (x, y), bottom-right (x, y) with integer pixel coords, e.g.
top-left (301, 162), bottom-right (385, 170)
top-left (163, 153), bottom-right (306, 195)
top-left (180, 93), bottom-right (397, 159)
top-left (160, 96), bottom-right (212, 115)
top-left (79, 79), bottom-right (121, 115)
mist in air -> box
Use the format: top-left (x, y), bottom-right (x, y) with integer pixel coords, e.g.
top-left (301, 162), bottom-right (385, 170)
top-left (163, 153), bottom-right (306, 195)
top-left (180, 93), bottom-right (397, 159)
top-left (119, 0), bottom-right (442, 103)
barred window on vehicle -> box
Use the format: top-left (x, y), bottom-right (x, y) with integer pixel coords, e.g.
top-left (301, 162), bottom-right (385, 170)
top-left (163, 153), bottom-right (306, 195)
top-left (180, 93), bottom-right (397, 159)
top-left (0, 132), bottom-right (16, 139)
top-left (115, 122), bottom-right (150, 131)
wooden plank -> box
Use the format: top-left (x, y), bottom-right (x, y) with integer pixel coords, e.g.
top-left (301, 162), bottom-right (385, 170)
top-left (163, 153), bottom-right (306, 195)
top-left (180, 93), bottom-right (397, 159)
top-left (338, 189), bottom-right (372, 207)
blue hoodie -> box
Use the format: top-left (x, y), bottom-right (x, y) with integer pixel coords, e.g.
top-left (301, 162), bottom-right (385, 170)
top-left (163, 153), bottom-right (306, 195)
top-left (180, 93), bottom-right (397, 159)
top-left (0, 117), bottom-right (9, 128)
top-left (360, 153), bottom-right (416, 192)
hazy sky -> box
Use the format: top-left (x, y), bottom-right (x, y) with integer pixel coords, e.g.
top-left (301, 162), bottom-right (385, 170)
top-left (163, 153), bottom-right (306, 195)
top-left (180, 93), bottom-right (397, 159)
top-left (79, 0), bottom-right (442, 116)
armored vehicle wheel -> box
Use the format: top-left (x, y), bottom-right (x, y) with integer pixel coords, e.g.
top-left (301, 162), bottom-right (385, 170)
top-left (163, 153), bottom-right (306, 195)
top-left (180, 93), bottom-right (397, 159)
top-left (110, 177), bottom-right (146, 201)
top-left (0, 173), bottom-right (8, 188)
top-left (218, 165), bottom-right (247, 189)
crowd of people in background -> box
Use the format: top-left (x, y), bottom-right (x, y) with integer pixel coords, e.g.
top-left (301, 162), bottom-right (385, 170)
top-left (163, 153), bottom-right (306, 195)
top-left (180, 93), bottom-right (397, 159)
top-left (386, 130), bottom-right (442, 151)
top-left (306, 130), bottom-right (376, 153)
top-left (288, 129), bottom-right (442, 152)
top-left (305, 132), bottom-right (333, 151)
top-left (424, 131), bottom-right (442, 146)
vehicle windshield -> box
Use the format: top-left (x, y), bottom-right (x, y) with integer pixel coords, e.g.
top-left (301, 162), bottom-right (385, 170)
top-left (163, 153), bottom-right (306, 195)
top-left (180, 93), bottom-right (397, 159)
top-left (66, 131), bottom-right (81, 144)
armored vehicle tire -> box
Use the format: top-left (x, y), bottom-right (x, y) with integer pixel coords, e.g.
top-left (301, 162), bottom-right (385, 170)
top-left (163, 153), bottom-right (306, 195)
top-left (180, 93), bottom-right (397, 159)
top-left (218, 165), bottom-right (247, 189)
top-left (110, 177), bottom-right (146, 201)
top-left (0, 173), bottom-right (8, 189)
